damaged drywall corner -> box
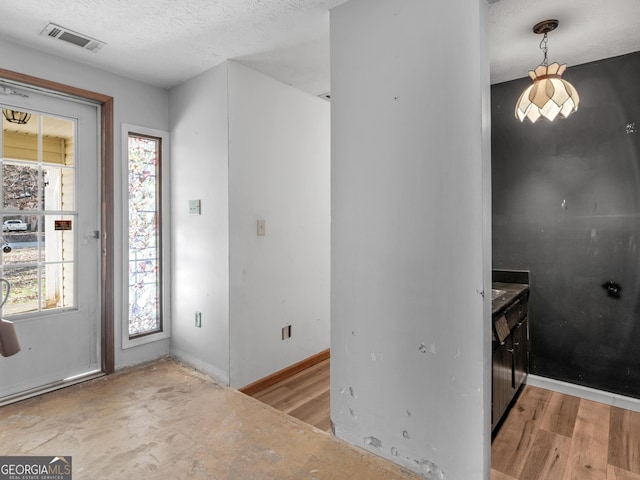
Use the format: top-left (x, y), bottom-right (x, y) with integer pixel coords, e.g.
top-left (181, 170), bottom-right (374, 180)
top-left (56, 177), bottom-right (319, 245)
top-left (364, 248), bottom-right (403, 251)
top-left (418, 342), bottom-right (436, 355)
top-left (364, 436), bottom-right (382, 449)
top-left (416, 459), bottom-right (445, 480)
top-left (340, 386), bottom-right (357, 398)
top-left (371, 351), bottom-right (383, 361)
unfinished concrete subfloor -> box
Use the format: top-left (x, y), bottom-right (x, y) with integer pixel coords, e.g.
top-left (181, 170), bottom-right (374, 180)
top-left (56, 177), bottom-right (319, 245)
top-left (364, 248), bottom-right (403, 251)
top-left (0, 358), bottom-right (422, 479)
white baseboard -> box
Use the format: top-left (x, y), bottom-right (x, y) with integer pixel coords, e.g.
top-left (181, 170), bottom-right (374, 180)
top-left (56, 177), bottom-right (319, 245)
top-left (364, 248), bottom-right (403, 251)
top-left (170, 349), bottom-right (229, 386)
top-left (527, 374), bottom-right (640, 413)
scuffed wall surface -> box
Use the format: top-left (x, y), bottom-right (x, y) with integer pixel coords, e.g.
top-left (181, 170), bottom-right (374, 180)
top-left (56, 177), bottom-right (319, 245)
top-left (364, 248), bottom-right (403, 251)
top-left (330, 0), bottom-right (491, 478)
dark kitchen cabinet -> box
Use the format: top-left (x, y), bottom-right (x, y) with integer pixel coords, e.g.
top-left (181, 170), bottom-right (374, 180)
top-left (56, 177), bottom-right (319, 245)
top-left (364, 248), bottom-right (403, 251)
top-left (512, 315), bottom-right (529, 391)
top-left (491, 287), bottom-right (529, 433)
top-left (492, 335), bottom-right (513, 428)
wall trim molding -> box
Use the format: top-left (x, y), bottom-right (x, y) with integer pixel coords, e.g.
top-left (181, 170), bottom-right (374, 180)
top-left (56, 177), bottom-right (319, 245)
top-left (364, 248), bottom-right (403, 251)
top-left (239, 349), bottom-right (330, 396)
top-left (527, 374), bottom-right (640, 413)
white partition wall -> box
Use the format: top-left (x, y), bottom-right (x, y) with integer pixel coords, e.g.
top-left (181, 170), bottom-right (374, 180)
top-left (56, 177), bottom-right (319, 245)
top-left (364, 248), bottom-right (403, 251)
top-left (228, 62), bottom-right (330, 389)
top-left (169, 62), bottom-right (330, 388)
top-left (330, 0), bottom-right (492, 478)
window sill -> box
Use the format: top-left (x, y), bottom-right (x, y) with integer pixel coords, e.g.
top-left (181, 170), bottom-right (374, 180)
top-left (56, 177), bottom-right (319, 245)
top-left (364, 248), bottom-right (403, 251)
top-left (122, 330), bottom-right (170, 350)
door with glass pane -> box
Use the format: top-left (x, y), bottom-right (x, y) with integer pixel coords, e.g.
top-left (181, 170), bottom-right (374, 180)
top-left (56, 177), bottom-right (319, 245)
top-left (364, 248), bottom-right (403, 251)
top-left (0, 85), bottom-right (100, 399)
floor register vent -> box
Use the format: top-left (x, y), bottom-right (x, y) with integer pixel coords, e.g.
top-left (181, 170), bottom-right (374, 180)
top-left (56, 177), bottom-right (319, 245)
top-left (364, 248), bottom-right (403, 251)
top-left (40, 23), bottom-right (106, 53)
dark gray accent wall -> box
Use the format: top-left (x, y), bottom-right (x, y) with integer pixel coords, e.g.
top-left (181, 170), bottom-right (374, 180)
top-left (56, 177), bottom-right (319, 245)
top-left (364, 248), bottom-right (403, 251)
top-left (492, 51), bottom-right (640, 398)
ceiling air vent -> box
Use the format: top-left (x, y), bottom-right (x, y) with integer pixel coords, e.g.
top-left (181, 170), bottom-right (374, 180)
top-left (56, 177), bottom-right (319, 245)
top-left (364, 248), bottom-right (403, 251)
top-left (40, 23), bottom-right (106, 53)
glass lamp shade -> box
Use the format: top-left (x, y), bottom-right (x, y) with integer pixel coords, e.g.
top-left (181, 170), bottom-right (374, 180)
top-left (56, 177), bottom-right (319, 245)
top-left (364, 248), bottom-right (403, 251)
top-left (2, 109), bottom-right (32, 125)
top-left (515, 63), bottom-right (579, 123)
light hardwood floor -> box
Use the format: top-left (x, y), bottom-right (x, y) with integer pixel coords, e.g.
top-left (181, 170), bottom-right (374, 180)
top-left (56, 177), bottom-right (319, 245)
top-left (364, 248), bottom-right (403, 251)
top-left (251, 358), bottom-right (331, 432)
top-left (249, 359), bottom-right (640, 480)
top-left (492, 384), bottom-right (640, 480)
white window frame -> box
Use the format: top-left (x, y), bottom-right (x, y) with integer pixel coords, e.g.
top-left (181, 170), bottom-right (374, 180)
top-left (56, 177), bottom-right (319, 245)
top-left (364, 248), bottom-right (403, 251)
top-left (121, 123), bottom-right (171, 349)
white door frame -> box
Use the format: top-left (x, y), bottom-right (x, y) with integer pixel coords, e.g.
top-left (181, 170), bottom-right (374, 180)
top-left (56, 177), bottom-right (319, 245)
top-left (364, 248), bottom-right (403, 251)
top-left (0, 68), bottom-right (115, 376)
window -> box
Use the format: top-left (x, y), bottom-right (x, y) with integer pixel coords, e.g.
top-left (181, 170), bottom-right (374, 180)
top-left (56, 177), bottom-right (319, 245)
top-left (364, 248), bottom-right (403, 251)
top-left (1, 111), bottom-right (78, 316)
top-left (123, 125), bottom-right (170, 347)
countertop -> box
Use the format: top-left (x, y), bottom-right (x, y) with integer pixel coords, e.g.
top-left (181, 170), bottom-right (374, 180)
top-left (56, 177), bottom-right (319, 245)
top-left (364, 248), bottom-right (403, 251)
top-left (492, 282), bottom-right (529, 316)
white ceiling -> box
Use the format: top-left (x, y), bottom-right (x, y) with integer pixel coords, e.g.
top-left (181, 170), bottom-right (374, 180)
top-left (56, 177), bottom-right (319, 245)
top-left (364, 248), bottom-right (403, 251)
top-left (0, 0), bottom-right (638, 95)
top-left (490, 0), bottom-right (640, 85)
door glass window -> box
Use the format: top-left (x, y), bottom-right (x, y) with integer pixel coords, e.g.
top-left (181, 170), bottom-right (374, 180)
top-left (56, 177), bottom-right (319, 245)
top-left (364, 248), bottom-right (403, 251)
top-left (1, 109), bottom-right (76, 316)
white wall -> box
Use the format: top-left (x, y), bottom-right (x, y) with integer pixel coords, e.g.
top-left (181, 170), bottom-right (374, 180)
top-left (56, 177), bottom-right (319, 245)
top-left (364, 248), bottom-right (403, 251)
top-left (168, 61), bottom-right (329, 387)
top-left (169, 63), bottom-right (231, 383)
top-left (0, 39), bottom-right (171, 369)
top-left (227, 62), bottom-right (330, 389)
top-left (330, 1), bottom-right (492, 479)
top-left (2, 42), bottom-right (329, 386)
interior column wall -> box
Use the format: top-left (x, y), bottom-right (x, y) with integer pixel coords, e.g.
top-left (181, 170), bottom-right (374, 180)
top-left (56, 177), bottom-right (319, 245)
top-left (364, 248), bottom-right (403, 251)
top-left (330, 0), bottom-right (491, 478)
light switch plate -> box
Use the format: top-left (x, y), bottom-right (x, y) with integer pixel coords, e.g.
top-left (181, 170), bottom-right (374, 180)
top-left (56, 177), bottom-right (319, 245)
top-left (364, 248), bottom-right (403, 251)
top-left (257, 218), bottom-right (266, 236)
top-left (189, 199), bottom-right (201, 215)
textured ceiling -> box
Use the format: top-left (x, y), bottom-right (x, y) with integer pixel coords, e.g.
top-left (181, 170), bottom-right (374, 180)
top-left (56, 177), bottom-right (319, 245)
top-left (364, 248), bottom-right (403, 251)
top-left (0, 0), bottom-right (348, 94)
top-left (490, 0), bottom-right (640, 85)
top-left (0, 0), bottom-right (638, 95)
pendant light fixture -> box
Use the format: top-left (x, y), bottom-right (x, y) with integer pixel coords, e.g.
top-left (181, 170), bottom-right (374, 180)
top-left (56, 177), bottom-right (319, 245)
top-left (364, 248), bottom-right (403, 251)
top-left (515, 19), bottom-right (580, 123)
top-left (2, 109), bottom-right (32, 125)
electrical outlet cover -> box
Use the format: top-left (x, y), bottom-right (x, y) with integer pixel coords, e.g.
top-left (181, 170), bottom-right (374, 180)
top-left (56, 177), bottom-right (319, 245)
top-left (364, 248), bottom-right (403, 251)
top-left (282, 325), bottom-right (291, 340)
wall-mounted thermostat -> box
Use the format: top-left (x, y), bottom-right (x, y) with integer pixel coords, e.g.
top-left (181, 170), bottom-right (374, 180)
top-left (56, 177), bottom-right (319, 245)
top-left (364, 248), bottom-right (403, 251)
top-left (189, 199), bottom-right (201, 215)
